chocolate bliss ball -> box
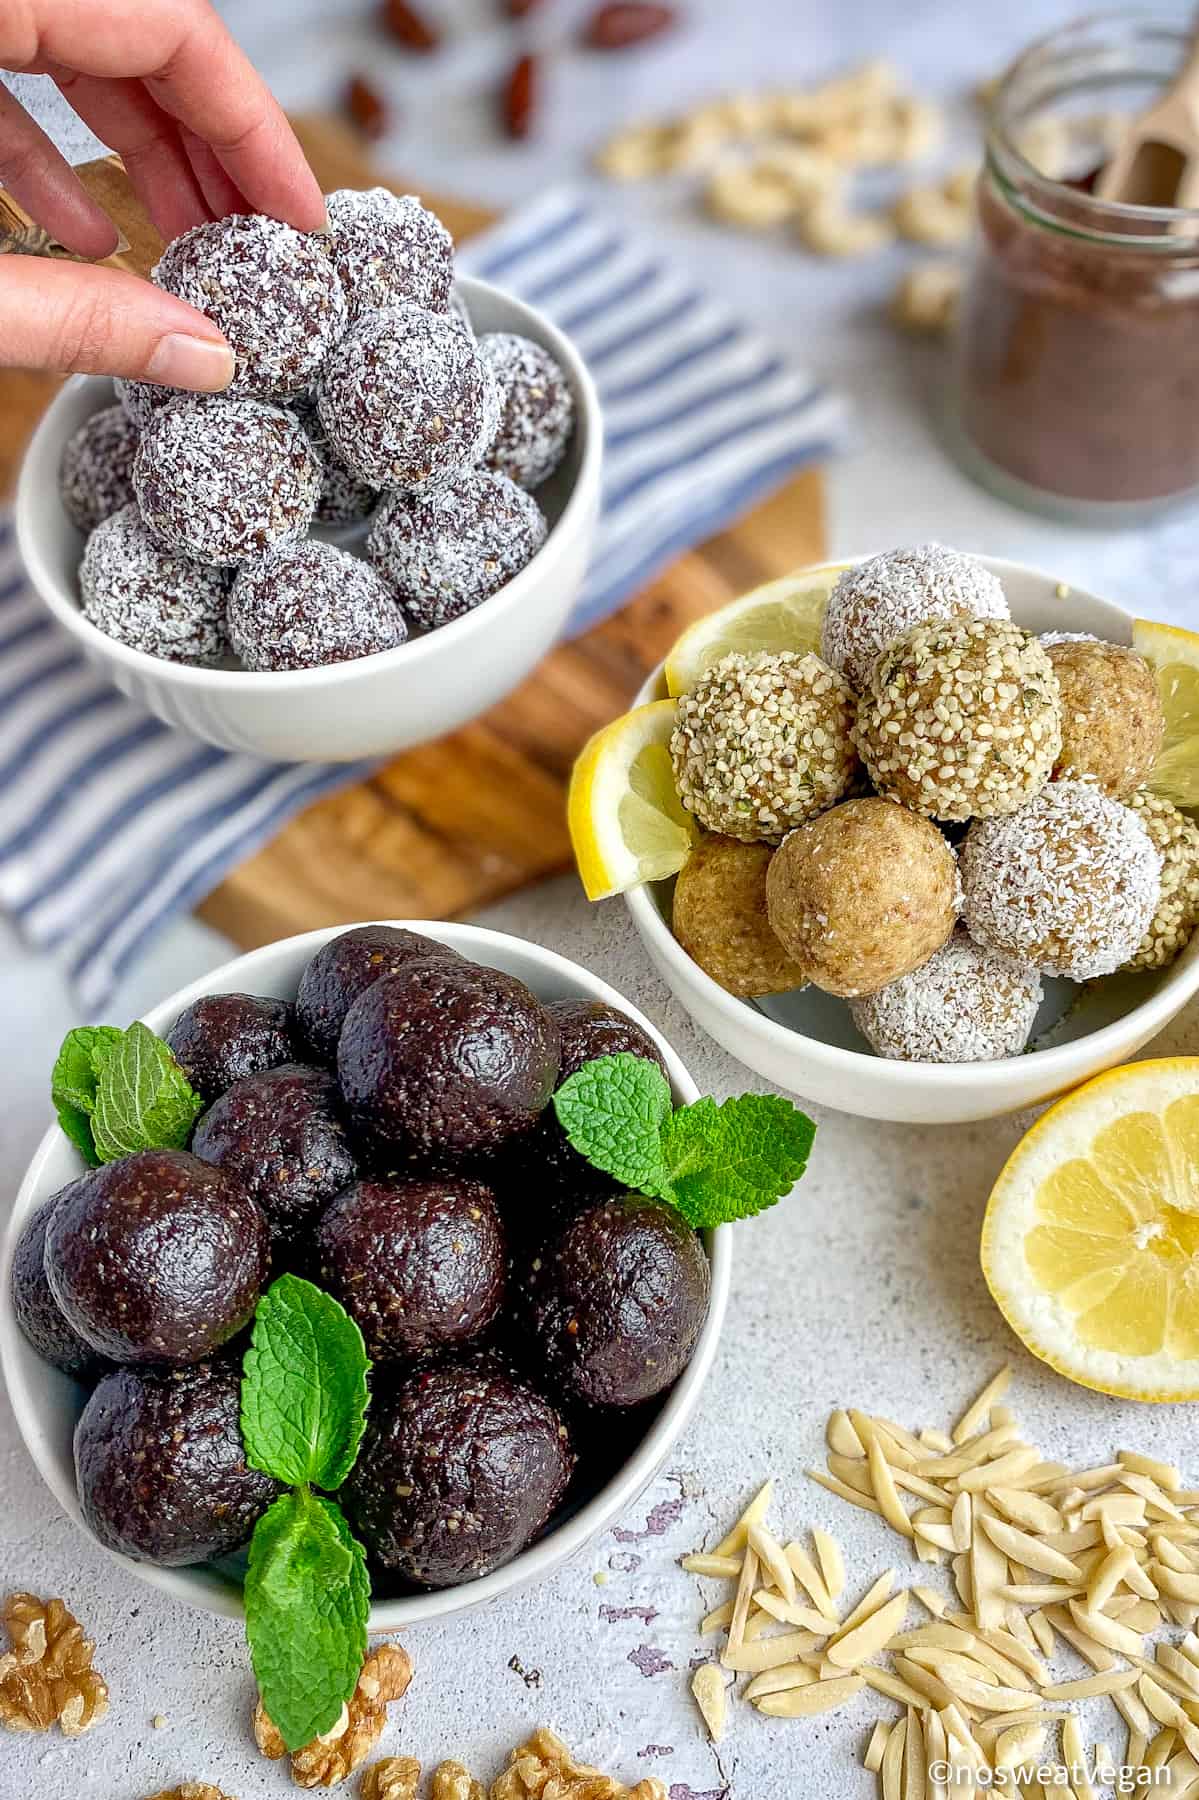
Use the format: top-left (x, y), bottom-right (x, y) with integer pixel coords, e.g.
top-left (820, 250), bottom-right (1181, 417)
top-left (326, 187), bottom-right (454, 320)
top-left (367, 471), bottom-right (546, 633)
top-left (80, 505), bottom-right (230, 665)
top-left (59, 402), bottom-right (139, 534)
top-left (228, 541), bottom-right (407, 672)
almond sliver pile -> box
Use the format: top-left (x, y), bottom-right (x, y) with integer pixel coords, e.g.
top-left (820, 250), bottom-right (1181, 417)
top-left (684, 1368), bottom-right (1199, 1796)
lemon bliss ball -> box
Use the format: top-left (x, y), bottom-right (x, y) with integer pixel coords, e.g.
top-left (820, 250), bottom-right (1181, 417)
top-left (854, 617), bottom-right (1062, 823)
top-left (850, 926), bottom-right (1042, 1063)
top-left (672, 836), bottom-right (807, 998)
top-left (1047, 638), bottom-right (1165, 800)
top-left (960, 781), bottom-right (1162, 981)
top-left (820, 544), bottom-right (1009, 691)
top-left (1124, 790), bottom-right (1199, 973)
top-left (670, 650), bottom-right (857, 844)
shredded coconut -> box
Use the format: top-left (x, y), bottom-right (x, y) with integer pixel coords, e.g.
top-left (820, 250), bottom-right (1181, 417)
top-left (367, 471), bottom-right (547, 633)
top-left (228, 540), bottom-right (407, 671)
top-left (59, 403), bottom-right (139, 534)
top-left (959, 780), bottom-right (1163, 980)
top-left (479, 332), bottom-right (575, 492)
top-left (821, 544), bottom-right (1010, 690)
top-left (79, 504), bottom-right (230, 665)
top-left (326, 188), bottom-right (454, 321)
top-left (850, 925), bottom-right (1042, 1063)
top-left (291, 394), bottom-right (378, 526)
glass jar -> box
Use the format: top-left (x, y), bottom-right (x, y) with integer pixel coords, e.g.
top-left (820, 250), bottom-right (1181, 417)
top-left (954, 12), bottom-right (1199, 524)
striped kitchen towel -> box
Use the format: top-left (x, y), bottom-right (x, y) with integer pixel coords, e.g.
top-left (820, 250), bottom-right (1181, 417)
top-left (0, 187), bottom-right (846, 1008)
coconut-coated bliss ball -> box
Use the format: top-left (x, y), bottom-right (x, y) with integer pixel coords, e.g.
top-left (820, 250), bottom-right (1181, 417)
top-left (367, 471), bottom-right (547, 633)
top-left (59, 402), bottom-right (139, 533)
top-left (672, 835), bottom-right (807, 997)
top-left (855, 617), bottom-right (1062, 823)
top-left (1124, 790), bottom-right (1199, 973)
top-left (326, 187), bottom-right (454, 321)
top-left (821, 544), bottom-right (1010, 691)
top-left (114, 375), bottom-right (179, 429)
top-left (479, 332), bottom-right (575, 491)
top-left (766, 797), bottom-right (959, 997)
top-left (228, 541), bottom-right (407, 672)
top-left (959, 781), bottom-right (1162, 981)
top-left (670, 650), bottom-right (858, 844)
top-left (80, 505), bottom-right (230, 665)
top-left (134, 398), bottom-right (321, 567)
top-left (317, 303), bottom-right (497, 493)
top-left (152, 214), bottom-right (347, 399)
top-left (1047, 638), bottom-right (1164, 800)
top-left (850, 926), bottom-right (1042, 1063)
top-left (291, 395), bottom-right (378, 527)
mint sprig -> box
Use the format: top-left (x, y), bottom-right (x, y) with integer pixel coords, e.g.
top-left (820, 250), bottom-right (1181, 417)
top-left (50, 1021), bottom-right (202, 1165)
top-left (241, 1277), bottom-right (373, 1752)
top-left (552, 1053), bottom-right (815, 1228)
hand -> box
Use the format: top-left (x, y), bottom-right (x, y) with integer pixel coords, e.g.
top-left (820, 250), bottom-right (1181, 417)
top-left (1, 0), bottom-right (327, 389)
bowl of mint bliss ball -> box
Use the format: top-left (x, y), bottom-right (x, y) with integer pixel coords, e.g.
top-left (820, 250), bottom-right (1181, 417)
top-left (17, 191), bottom-right (602, 762)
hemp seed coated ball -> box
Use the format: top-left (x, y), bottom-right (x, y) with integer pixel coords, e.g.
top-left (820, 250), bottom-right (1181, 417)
top-left (670, 650), bottom-right (858, 845)
top-left (959, 780), bottom-right (1162, 981)
top-left (59, 402), bottom-right (139, 534)
top-left (672, 836), bottom-right (808, 998)
top-left (1048, 638), bottom-right (1164, 800)
top-left (821, 544), bottom-right (1010, 691)
top-left (854, 616), bottom-right (1062, 823)
top-left (367, 470), bottom-right (547, 633)
top-left (134, 397), bottom-right (321, 567)
top-left (479, 332), bottom-right (575, 491)
top-left (326, 187), bottom-right (454, 321)
top-left (80, 505), bottom-right (230, 666)
top-left (317, 303), bottom-right (498, 493)
top-left (228, 541), bottom-right (407, 672)
top-left (152, 214), bottom-right (347, 399)
top-left (1124, 790), bottom-right (1199, 972)
top-left (766, 797), bottom-right (959, 998)
top-left (850, 926), bottom-right (1042, 1063)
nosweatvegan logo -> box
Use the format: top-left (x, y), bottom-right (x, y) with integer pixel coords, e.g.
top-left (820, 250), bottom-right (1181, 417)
top-left (932, 1762), bottom-right (1171, 1793)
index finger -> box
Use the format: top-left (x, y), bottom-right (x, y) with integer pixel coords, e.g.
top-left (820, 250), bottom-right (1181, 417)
top-left (7, 0), bottom-right (326, 233)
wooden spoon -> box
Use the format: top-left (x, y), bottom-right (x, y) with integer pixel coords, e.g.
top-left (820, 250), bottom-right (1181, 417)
top-left (1098, 21), bottom-right (1199, 207)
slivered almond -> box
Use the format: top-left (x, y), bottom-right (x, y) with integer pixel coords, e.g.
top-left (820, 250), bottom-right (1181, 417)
top-left (1081, 1494), bottom-right (1146, 1525)
top-left (880, 1711), bottom-right (906, 1800)
top-left (994, 1721), bottom-right (1047, 1768)
top-left (1157, 1567), bottom-right (1199, 1603)
top-left (752, 1591), bottom-right (832, 1635)
top-left (1121, 1472), bottom-right (1187, 1520)
top-left (827, 1410), bottom-right (864, 1458)
top-left (940, 1674), bottom-right (1031, 1714)
top-left (913, 1586), bottom-right (947, 1617)
top-left (891, 1467), bottom-right (955, 1508)
top-left (902, 1705), bottom-right (925, 1800)
top-left (700, 1599), bottom-right (735, 1635)
top-left (723, 1630), bottom-right (826, 1674)
top-left (1127, 1726), bottom-right (1149, 1768)
top-left (826, 1454), bottom-right (877, 1496)
top-left (1069, 1598), bottom-right (1144, 1656)
top-left (873, 1415), bottom-right (930, 1462)
top-left (1121, 1452), bottom-right (1183, 1490)
top-left (1040, 1523), bottom-right (1103, 1553)
top-left (1113, 1599), bottom-right (1161, 1634)
top-left (1140, 1673), bottom-right (1186, 1728)
top-left (743, 1607), bottom-right (772, 1641)
top-left (999, 1583), bottom-right (1084, 1606)
top-left (1146, 1725), bottom-right (1178, 1766)
top-left (914, 1522), bottom-right (956, 1553)
top-left (1154, 1535), bottom-right (1195, 1573)
top-left (956, 1448), bottom-right (1041, 1491)
top-left (827, 1591), bottom-right (908, 1668)
top-left (951, 1492), bottom-right (971, 1554)
top-left (986, 1487), bottom-right (1061, 1534)
top-left (1114, 1684), bottom-right (1154, 1739)
top-left (957, 1638), bottom-right (1033, 1690)
top-left (1159, 1646), bottom-right (1199, 1695)
top-left (863, 1666), bottom-right (935, 1711)
top-left (836, 1570), bottom-right (896, 1636)
top-left (939, 1704), bottom-right (989, 1766)
top-left (903, 1647), bottom-right (998, 1688)
top-left (1129, 1653), bottom-right (1197, 1703)
top-left (748, 1522), bottom-right (797, 1606)
top-left (783, 1540), bottom-right (838, 1617)
top-left (744, 1662), bottom-right (817, 1701)
top-left (919, 1427), bottom-right (1021, 1479)
top-left (1042, 1669), bottom-right (1140, 1700)
top-left (890, 1623), bottom-right (974, 1652)
top-left (926, 1711), bottom-right (949, 1800)
top-left (682, 1554), bottom-right (742, 1578)
top-left (980, 1514), bottom-right (1082, 1581)
top-left (951, 1553), bottom-right (973, 1613)
top-left (714, 1480), bottom-right (774, 1556)
top-left (868, 1434), bottom-right (915, 1538)
top-left (754, 1674), bottom-right (863, 1718)
top-left (807, 1468), bottom-right (884, 1514)
top-left (952, 1367), bottom-right (1012, 1445)
top-left (969, 1505), bottom-right (1008, 1632)
top-left (921, 1429), bottom-right (954, 1453)
top-left (726, 1545), bottom-right (758, 1653)
top-left (1063, 1716), bottom-right (1096, 1800)
top-left (1088, 1544), bottom-right (1136, 1612)
top-left (863, 1719), bottom-right (890, 1772)
top-left (1028, 1610), bottom-right (1055, 1658)
top-left (1046, 1464), bottom-right (1123, 1492)
top-left (691, 1665), bottom-right (726, 1741)
top-left (812, 1528), bottom-right (845, 1601)
top-left (890, 1657), bottom-right (958, 1713)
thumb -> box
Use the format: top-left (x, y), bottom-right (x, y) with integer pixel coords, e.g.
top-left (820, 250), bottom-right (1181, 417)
top-left (0, 256), bottom-right (234, 390)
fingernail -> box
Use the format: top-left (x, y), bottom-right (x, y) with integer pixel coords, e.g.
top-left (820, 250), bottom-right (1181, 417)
top-left (145, 333), bottom-right (235, 393)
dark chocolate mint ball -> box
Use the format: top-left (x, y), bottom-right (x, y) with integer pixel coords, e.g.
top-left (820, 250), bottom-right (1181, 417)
top-left (318, 1175), bottom-right (505, 1363)
top-left (10, 1191), bottom-right (105, 1379)
top-left (296, 925), bottom-right (463, 1066)
top-left (166, 992), bottom-right (299, 1105)
top-left (326, 188), bottom-right (454, 321)
top-left (191, 1064), bottom-right (356, 1255)
top-left (292, 394), bottom-right (379, 526)
top-left (228, 541), bottom-right (407, 672)
top-left (45, 1150), bottom-right (269, 1365)
top-left (59, 402), bottom-right (139, 534)
top-left (80, 505), bottom-right (231, 665)
top-left (316, 304), bottom-right (497, 493)
top-left (479, 333), bottom-right (575, 492)
top-left (337, 960), bottom-right (560, 1164)
top-left (528, 1193), bottom-right (710, 1409)
top-left (152, 214), bottom-right (347, 400)
top-left (342, 1358), bottom-right (573, 1587)
top-left (366, 471), bottom-right (547, 634)
top-left (134, 397), bottom-right (321, 567)
top-left (75, 1360), bottom-right (280, 1565)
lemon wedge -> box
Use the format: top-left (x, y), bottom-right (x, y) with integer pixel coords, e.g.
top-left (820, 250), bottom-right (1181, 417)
top-left (982, 1058), bottom-right (1199, 1401)
top-left (663, 563), bottom-right (849, 698)
top-left (568, 700), bottom-right (702, 901)
top-left (1133, 618), bottom-right (1199, 810)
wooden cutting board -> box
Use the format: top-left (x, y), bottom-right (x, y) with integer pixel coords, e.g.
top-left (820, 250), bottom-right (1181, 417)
top-left (0, 114), bottom-right (825, 948)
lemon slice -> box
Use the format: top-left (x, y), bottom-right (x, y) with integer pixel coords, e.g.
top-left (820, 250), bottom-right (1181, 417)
top-left (569, 699), bottom-right (702, 901)
top-left (1133, 617), bottom-right (1199, 810)
top-left (982, 1058), bottom-right (1199, 1401)
top-left (663, 563), bottom-right (849, 698)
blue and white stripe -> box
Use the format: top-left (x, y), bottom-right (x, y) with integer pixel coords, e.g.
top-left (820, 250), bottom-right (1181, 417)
top-left (0, 189), bottom-right (846, 1007)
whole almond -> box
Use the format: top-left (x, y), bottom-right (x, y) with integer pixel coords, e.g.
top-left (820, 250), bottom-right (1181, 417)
top-left (583, 2), bottom-right (677, 49)
top-left (502, 53), bottom-right (538, 139)
top-left (380, 0), bottom-right (440, 51)
top-left (345, 74), bottom-right (391, 140)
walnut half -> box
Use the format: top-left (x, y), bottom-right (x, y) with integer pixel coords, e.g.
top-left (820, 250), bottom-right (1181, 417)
top-left (361, 1757), bottom-right (422, 1800)
top-left (144, 1786), bottom-right (237, 1800)
top-left (0, 1593), bottom-right (109, 1738)
top-left (431, 1761), bottom-right (485, 1800)
top-left (255, 1641), bottom-right (414, 1789)
top-left (489, 1728), bottom-right (668, 1800)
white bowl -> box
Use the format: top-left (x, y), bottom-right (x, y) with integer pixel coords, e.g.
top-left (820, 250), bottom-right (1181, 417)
top-left (626, 556), bottom-right (1199, 1126)
top-left (16, 279), bottom-right (602, 763)
top-left (0, 922), bottom-right (729, 1628)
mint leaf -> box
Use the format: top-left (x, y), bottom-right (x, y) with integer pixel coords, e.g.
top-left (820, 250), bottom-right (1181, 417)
top-left (552, 1053), bottom-right (673, 1191)
top-left (244, 1489), bottom-right (369, 1753)
top-left (658, 1093), bottom-right (816, 1229)
top-left (89, 1021), bottom-right (203, 1163)
top-left (242, 1276), bottom-right (371, 1491)
top-left (51, 1025), bottom-right (123, 1165)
